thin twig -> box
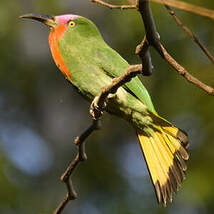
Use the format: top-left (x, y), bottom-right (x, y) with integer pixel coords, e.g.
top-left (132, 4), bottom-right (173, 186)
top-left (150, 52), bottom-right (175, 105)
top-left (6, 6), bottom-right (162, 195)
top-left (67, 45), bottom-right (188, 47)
top-left (164, 4), bottom-right (214, 64)
top-left (160, 44), bottom-right (214, 95)
top-left (91, 0), bottom-right (214, 20)
top-left (53, 120), bottom-right (100, 214)
top-left (151, 0), bottom-right (214, 20)
top-left (91, 0), bottom-right (136, 9)
top-left (53, 194), bottom-right (70, 214)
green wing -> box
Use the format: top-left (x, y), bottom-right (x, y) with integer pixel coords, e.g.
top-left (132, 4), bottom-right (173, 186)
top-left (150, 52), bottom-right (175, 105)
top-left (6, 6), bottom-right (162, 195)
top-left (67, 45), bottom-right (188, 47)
top-left (94, 46), bottom-right (156, 113)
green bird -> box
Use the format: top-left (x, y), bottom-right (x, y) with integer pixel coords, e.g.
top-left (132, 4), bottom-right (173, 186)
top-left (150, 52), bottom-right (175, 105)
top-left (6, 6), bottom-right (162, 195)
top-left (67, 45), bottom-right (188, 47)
top-left (20, 13), bottom-right (189, 206)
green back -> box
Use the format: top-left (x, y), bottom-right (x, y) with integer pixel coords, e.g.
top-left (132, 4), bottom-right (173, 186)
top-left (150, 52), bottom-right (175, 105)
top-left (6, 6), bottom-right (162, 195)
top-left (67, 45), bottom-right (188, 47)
top-left (93, 44), bottom-right (156, 113)
top-left (58, 16), bottom-right (156, 113)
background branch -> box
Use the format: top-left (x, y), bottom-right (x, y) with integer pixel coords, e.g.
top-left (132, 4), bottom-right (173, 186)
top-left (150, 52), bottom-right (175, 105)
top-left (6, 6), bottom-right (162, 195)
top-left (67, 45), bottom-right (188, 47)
top-left (91, 0), bottom-right (214, 20)
top-left (159, 44), bottom-right (214, 95)
top-left (91, 0), bottom-right (135, 9)
top-left (151, 0), bottom-right (214, 20)
top-left (164, 4), bottom-right (214, 64)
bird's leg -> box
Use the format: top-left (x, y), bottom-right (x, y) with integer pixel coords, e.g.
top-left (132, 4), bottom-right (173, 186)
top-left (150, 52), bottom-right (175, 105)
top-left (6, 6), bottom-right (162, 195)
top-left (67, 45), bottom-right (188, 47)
top-left (90, 96), bottom-right (107, 120)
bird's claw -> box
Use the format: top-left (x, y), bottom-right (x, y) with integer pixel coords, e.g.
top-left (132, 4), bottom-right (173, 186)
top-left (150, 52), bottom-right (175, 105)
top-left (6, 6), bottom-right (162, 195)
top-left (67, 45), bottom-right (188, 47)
top-left (90, 96), bottom-right (106, 120)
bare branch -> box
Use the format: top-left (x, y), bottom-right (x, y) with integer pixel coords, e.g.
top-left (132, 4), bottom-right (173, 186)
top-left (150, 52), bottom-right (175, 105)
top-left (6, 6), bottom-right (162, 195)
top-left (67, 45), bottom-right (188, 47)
top-left (160, 44), bottom-right (214, 95)
top-left (53, 120), bottom-right (100, 214)
top-left (164, 4), bottom-right (214, 64)
top-left (91, 0), bottom-right (136, 9)
top-left (136, 36), bottom-right (153, 76)
top-left (136, 0), bottom-right (160, 75)
top-left (53, 194), bottom-right (70, 214)
top-left (151, 0), bottom-right (214, 20)
top-left (91, 0), bottom-right (214, 20)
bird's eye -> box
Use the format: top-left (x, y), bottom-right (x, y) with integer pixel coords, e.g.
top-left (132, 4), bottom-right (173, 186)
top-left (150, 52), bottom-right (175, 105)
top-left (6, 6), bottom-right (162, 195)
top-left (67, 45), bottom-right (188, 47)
top-left (68, 20), bottom-right (76, 28)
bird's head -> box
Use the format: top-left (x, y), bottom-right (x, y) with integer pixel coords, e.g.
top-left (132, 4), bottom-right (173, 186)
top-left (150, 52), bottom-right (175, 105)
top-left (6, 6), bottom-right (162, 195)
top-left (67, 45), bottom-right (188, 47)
top-left (20, 13), bottom-right (101, 40)
top-left (20, 13), bottom-right (102, 80)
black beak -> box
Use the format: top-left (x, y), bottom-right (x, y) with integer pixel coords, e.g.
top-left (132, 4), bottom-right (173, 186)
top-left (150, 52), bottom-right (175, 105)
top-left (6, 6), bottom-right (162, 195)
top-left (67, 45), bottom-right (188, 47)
top-left (19, 13), bottom-right (57, 28)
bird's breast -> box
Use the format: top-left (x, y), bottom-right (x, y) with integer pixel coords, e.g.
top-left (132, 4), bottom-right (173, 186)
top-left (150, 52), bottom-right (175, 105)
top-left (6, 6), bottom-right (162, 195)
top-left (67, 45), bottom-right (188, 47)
top-left (48, 27), bottom-right (71, 80)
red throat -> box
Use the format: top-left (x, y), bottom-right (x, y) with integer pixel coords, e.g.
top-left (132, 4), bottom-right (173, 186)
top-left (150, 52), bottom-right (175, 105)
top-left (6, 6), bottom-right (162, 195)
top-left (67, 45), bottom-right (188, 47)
top-left (48, 24), bottom-right (71, 80)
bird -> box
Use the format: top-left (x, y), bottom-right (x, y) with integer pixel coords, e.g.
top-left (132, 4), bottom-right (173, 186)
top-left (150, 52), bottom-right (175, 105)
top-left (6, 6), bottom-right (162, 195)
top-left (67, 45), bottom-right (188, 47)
top-left (20, 13), bottom-right (189, 206)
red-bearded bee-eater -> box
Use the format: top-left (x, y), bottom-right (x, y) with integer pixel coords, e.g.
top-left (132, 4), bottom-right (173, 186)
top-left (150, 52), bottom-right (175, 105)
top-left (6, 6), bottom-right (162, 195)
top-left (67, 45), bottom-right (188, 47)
top-left (20, 13), bottom-right (189, 206)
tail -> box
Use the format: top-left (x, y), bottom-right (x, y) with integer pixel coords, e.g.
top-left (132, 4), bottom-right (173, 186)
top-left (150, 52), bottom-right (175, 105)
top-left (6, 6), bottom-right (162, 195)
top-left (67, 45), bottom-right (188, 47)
top-left (137, 118), bottom-right (189, 206)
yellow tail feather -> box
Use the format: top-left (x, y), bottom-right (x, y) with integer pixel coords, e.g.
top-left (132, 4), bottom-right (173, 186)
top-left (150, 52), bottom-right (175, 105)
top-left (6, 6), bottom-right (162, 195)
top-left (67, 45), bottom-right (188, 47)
top-left (137, 125), bottom-right (189, 206)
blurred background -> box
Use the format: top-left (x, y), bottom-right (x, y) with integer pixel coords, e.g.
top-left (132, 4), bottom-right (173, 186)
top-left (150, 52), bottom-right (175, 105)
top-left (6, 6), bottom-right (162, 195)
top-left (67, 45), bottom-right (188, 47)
top-left (0, 0), bottom-right (214, 213)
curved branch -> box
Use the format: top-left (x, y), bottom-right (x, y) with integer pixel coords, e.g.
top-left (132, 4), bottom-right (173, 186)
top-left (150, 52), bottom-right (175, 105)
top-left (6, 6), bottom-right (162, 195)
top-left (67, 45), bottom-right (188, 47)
top-left (53, 120), bottom-right (100, 214)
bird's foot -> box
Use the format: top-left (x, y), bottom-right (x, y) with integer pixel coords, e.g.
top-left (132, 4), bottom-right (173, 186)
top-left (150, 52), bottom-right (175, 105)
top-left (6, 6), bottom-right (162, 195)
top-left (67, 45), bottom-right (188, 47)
top-left (90, 96), bottom-right (106, 120)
